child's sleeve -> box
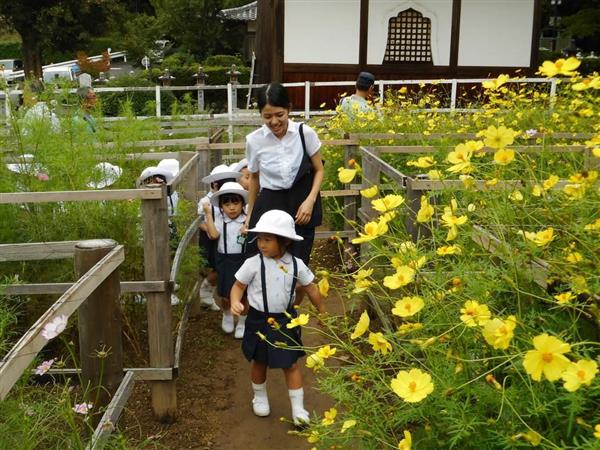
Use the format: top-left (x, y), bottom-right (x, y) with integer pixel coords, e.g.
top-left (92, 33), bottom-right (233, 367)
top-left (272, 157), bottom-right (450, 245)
top-left (296, 258), bottom-right (315, 286)
top-left (235, 257), bottom-right (256, 285)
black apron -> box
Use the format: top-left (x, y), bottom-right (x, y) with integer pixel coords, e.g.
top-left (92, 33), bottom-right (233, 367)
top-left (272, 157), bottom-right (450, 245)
top-left (215, 218), bottom-right (246, 298)
top-left (247, 124), bottom-right (322, 264)
top-left (241, 254), bottom-right (305, 368)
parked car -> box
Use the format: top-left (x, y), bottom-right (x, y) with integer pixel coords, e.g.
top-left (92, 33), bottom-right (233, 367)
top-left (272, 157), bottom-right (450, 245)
top-left (42, 64), bottom-right (80, 83)
top-left (0, 59), bottom-right (23, 78)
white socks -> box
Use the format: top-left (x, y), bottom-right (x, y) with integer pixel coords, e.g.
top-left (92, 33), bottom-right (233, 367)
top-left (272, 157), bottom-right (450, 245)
top-left (234, 315), bottom-right (246, 339)
top-left (289, 387), bottom-right (309, 425)
top-left (221, 311), bottom-right (234, 333)
top-left (251, 382), bottom-right (270, 416)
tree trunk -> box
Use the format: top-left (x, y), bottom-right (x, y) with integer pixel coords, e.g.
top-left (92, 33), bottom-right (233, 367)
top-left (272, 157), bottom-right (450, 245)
top-left (20, 29), bottom-right (43, 80)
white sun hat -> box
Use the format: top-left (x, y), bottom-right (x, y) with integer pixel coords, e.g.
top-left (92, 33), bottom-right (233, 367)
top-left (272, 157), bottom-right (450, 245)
top-left (210, 181), bottom-right (248, 207)
top-left (248, 209), bottom-right (303, 241)
top-left (231, 158), bottom-right (248, 173)
top-left (139, 165), bottom-right (174, 184)
top-left (202, 164), bottom-right (242, 184)
top-left (87, 162), bottom-right (123, 189)
top-left (157, 158), bottom-right (180, 178)
top-left (6, 153), bottom-right (44, 174)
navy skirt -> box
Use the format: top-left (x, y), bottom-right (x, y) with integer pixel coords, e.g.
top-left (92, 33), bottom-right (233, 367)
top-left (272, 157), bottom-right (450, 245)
top-left (215, 252), bottom-right (245, 298)
top-left (242, 307), bottom-right (305, 369)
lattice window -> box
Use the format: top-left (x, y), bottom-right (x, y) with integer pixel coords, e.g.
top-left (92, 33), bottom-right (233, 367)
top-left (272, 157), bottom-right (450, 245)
top-left (383, 8), bottom-right (432, 63)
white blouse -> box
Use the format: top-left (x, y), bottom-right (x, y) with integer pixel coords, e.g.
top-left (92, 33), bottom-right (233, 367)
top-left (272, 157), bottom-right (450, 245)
top-left (245, 120), bottom-right (321, 190)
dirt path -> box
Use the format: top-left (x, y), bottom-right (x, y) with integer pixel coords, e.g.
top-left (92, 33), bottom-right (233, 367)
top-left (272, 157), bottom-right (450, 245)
top-left (123, 288), bottom-right (342, 450)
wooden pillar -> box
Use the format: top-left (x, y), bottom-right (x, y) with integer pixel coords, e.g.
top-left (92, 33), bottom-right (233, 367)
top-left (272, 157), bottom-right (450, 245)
top-left (344, 134), bottom-right (358, 232)
top-left (141, 183), bottom-right (177, 422)
top-left (75, 239), bottom-right (123, 424)
top-left (256, 0), bottom-right (284, 82)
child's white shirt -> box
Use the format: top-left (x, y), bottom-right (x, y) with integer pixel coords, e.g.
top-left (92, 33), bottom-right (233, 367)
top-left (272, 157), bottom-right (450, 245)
top-left (215, 213), bottom-right (246, 254)
top-left (235, 252), bottom-right (314, 313)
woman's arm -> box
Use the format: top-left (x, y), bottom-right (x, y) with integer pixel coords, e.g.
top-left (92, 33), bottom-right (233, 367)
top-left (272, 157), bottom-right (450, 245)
top-left (242, 171), bottom-right (260, 234)
top-left (230, 280), bottom-right (247, 315)
top-left (295, 151), bottom-right (324, 225)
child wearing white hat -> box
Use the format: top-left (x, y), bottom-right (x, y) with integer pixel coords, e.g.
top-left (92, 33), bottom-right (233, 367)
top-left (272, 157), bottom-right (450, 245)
top-left (230, 209), bottom-right (325, 425)
top-left (201, 182), bottom-right (249, 337)
top-left (230, 158), bottom-right (250, 190)
top-left (197, 164), bottom-right (242, 311)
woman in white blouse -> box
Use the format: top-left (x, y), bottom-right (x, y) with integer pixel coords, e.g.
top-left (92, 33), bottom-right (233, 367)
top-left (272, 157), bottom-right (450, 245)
top-left (244, 83), bottom-right (324, 264)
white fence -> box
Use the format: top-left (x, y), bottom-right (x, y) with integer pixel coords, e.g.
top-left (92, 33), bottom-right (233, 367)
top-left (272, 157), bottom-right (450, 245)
top-left (1, 77), bottom-right (557, 121)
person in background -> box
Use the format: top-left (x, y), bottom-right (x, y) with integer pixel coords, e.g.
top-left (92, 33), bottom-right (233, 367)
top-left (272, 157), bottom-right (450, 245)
top-left (198, 164), bottom-right (242, 311)
top-left (75, 86), bottom-right (98, 133)
top-left (231, 158), bottom-right (251, 190)
top-left (339, 71), bottom-right (376, 116)
top-left (244, 82), bottom-right (324, 266)
top-left (201, 182), bottom-right (248, 337)
top-left (230, 210), bottom-right (325, 425)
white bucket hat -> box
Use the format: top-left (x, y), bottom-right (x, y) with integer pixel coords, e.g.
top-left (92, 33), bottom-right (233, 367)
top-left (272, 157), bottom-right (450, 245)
top-left (248, 209), bottom-right (303, 241)
top-left (87, 162), bottom-right (122, 189)
top-left (6, 153), bottom-right (44, 174)
top-left (210, 181), bottom-right (248, 207)
top-left (231, 158), bottom-right (248, 173)
top-left (157, 158), bottom-right (180, 178)
top-left (202, 164), bottom-right (242, 184)
top-left (139, 165), bottom-right (173, 184)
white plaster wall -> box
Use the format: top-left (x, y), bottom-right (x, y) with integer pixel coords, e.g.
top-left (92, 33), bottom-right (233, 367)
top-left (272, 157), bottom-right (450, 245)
top-left (367, 0), bottom-right (453, 65)
top-left (284, 0), bottom-right (361, 64)
top-left (458, 0), bottom-right (534, 67)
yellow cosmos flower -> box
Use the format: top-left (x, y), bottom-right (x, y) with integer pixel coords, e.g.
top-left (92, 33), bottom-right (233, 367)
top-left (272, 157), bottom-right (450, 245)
top-left (572, 76), bottom-right (600, 91)
top-left (408, 256), bottom-right (427, 270)
top-left (316, 345), bottom-right (336, 359)
top-left (508, 190), bottom-right (523, 202)
top-left (441, 207), bottom-right (467, 228)
top-left (397, 430), bottom-right (412, 450)
top-left (353, 279), bottom-right (374, 293)
top-left (523, 431), bottom-right (543, 446)
top-left (482, 74), bottom-right (510, 90)
top-left (287, 313), bottom-right (310, 329)
top-left (380, 211), bottom-right (397, 223)
top-left (564, 183), bottom-right (586, 200)
top-left (436, 245), bottom-right (462, 256)
top-left (392, 296), bottom-right (425, 317)
top-left (372, 194), bottom-right (405, 212)
top-left (494, 148), bottom-right (515, 165)
top-left (446, 144), bottom-right (473, 174)
top-left (360, 185), bottom-right (378, 198)
top-left (307, 431), bottom-right (320, 443)
top-left (561, 360), bottom-right (598, 392)
top-left (428, 169), bottom-right (442, 180)
top-left (318, 278), bottom-right (330, 297)
top-left (416, 196), bottom-right (435, 223)
top-left (338, 167), bottom-right (357, 183)
top-left (368, 332), bottom-right (393, 354)
top-left (407, 156), bottom-right (435, 168)
top-left (565, 252), bottom-right (583, 264)
top-left (538, 57), bottom-right (580, 77)
top-left (460, 300), bottom-right (491, 327)
top-left (554, 291), bottom-right (575, 304)
top-left (519, 228), bottom-right (555, 247)
top-left (351, 311), bottom-right (370, 339)
top-left (584, 218), bottom-right (600, 231)
top-left (321, 407), bottom-right (337, 426)
top-left (351, 220), bottom-right (389, 244)
top-left (341, 419), bottom-right (356, 433)
top-left (306, 353), bottom-right (324, 371)
top-left (383, 265), bottom-right (416, 289)
top-left (483, 125), bottom-right (516, 149)
top-left (532, 184), bottom-right (543, 197)
top-left (390, 368), bottom-right (434, 403)
top-left (569, 170), bottom-right (598, 186)
top-left (543, 174), bottom-right (559, 190)
top-left (523, 333), bottom-right (571, 381)
top-left (594, 424), bottom-right (600, 439)
top-left (485, 177), bottom-right (499, 187)
top-left (398, 322), bottom-right (423, 335)
top-left (482, 315), bottom-right (517, 350)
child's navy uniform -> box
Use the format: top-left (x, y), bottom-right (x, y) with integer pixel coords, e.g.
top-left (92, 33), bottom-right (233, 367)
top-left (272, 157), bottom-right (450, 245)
top-left (214, 212), bottom-right (246, 298)
top-left (198, 193), bottom-right (219, 269)
top-left (235, 252), bottom-right (314, 368)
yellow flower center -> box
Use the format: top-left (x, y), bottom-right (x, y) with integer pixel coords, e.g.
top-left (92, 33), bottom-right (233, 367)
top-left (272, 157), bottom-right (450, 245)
top-left (408, 381), bottom-right (417, 392)
top-left (542, 353), bottom-right (554, 363)
top-left (466, 308), bottom-right (476, 316)
top-left (404, 304), bottom-right (412, 312)
top-left (498, 325), bottom-right (508, 336)
top-left (577, 370), bottom-right (586, 381)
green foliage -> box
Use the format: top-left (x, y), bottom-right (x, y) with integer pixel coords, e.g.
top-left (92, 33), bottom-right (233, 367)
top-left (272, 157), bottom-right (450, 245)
top-left (101, 73), bottom-right (176, 117)
top-left (203, 54), bottom-right (244, 67)
top-left (0, 40), bottom-right (21, 59)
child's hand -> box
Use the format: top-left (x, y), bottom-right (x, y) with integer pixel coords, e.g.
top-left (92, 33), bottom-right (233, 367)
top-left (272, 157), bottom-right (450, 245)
top-left (231, 300), bottom-right (244, 316)
top-left (202, 201), bottom-right (212, 215)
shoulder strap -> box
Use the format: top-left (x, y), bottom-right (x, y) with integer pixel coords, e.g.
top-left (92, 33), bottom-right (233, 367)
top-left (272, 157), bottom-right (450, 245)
top-left (223, 220), bottom-right (228, 254)
top-left (286, 256), bottom-right (298, 310)
top-left (259, 254), bottom-right (269, 314)
top-left (299, 123), bottom-right (308, 157)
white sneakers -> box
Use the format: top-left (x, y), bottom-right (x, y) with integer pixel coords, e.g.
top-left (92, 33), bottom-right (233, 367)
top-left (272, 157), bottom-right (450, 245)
top-left (234, 315), bottom-right (246, 339)
top-left (199, 279), bottom-right (220, 311)
top-left (221, 312), bottom-right (235, 334)
top-left (289, 387), bottom-right (310, 426)
top-left (251, 382), bottom-right (270, 417)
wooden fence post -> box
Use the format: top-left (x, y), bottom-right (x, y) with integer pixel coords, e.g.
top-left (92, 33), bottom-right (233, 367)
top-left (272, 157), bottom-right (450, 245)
top-left (141, 183), bottom-right (177, 422)
top-left (74, 239), bottom-right (123, 424)
top-left (359, 146), bottom-right (380, 264)
top-left (343, 134), bottom-right (358, 232)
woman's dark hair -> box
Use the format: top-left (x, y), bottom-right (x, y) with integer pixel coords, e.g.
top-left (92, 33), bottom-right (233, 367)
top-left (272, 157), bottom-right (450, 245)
top-left (219, 193), bottom-right (245, 207)
top-left (257, 82), bottom-right (291, 111)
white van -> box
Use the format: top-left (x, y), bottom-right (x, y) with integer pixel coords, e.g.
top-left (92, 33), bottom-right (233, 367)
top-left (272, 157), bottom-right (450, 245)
top-left (42, 65), bottom-right (80, 83)
top-left (0, 59), bottom-right (23, 78)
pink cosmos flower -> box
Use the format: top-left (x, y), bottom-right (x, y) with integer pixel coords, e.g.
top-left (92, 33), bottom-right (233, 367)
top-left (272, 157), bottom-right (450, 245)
top-left (525, 129), bottom-right (538, 138)
top-left (72, 402), bottom-right (93, 415)
top-left (35, 172), bottom-right (50, 181)
top-left (35, 359), bottom-right (55, 375)
top-left (41, 315), bottom-right (68, 340)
